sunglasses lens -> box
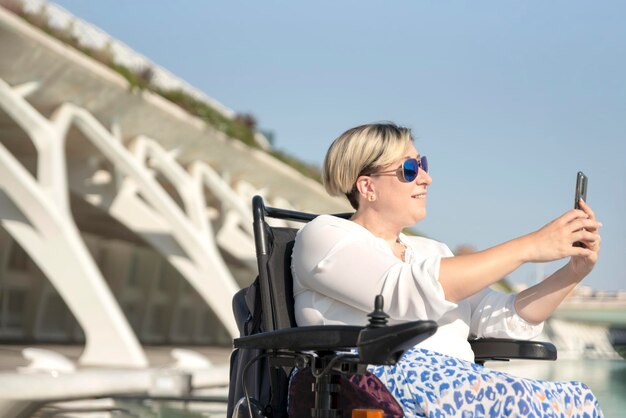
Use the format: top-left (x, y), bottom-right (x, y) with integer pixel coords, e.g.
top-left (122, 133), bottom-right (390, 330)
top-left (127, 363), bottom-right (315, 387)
top-left (403, 159), bottom-right (419, 182)
top-left (421, 156), bottom-right (428, 173)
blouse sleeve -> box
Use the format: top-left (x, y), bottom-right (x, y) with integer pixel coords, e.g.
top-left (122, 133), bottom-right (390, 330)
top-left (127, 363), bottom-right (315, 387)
top-left (292, 216), bottom-right (457, 322)
top-left (466, 288), bottom-right (544, 340)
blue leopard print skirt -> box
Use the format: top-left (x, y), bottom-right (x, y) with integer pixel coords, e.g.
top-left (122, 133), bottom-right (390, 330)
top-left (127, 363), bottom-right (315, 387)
top-left (368, 347), bottom-right (603, 417)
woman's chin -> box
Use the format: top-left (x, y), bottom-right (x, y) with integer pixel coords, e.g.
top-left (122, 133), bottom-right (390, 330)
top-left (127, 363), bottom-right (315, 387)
top-left (409, 208), bottom-right (427, 224)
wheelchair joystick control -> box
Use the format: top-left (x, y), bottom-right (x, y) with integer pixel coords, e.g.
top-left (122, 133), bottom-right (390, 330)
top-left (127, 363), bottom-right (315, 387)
top-left (366, 295), bottom-right (389, 328)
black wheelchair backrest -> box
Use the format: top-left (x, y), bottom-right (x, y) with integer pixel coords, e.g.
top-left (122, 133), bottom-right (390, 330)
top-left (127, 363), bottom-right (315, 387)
top-left (228, 196), bottom-right (350, 417)
top-left (252, 195), bottom-right (351, 332)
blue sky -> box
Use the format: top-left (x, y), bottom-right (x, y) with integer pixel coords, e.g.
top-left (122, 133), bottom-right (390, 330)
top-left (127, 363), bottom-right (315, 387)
top-left (52, 1), bottom-right (625, 291)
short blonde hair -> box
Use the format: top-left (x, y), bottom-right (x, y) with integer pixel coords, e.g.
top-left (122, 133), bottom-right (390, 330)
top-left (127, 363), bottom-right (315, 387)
top-left (322, 123), bottom-right (414, 209)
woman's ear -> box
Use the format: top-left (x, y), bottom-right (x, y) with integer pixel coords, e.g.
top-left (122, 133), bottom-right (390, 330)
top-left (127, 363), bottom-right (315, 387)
top-left (354, 175), bottom-right (375, 200)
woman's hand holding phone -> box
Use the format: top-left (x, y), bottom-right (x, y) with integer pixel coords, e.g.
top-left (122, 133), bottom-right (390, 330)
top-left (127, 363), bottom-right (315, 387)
top-left (567, 198), bottom-right (602, 279)
top-left (523, 207), bottom-right (600, 263)
top-left (521, 172), bottom-right (601, 278)
top-left (568, 172), bottom-right (601, 278)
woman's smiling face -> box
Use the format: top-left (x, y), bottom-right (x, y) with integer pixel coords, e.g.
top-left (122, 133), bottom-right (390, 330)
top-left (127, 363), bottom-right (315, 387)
top-left (369, 143), bottom-right (432, 227)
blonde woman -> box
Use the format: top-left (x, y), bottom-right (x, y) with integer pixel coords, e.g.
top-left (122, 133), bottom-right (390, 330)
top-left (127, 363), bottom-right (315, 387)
top-left (291, 123), bottom-right (603, 417)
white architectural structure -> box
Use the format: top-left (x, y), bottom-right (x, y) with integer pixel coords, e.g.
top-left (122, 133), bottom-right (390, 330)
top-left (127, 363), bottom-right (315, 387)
top-left (0, 2), bottom-right (349, 415)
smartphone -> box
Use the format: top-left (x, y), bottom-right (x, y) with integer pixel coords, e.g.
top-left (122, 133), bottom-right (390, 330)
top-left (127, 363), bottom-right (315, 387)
top-left (573, 171), bottom-right (588, 247)
top-left (574, 171), bottom-right (588, 209)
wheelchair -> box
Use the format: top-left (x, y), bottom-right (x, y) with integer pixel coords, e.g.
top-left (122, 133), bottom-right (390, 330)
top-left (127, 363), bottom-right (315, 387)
top-left (227, 196), bottom-right (557, 418)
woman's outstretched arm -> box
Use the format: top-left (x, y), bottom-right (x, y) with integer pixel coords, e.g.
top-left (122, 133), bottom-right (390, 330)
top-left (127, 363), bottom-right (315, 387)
top-left (438, 199), bottom-right (601, 304)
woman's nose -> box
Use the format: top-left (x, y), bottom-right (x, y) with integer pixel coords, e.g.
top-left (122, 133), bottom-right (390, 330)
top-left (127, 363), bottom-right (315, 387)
top-left (417, 169), bottom-right (432, 185)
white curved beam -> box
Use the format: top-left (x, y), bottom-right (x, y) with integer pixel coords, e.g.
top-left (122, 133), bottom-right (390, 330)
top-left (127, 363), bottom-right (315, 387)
top-left (124, 136), bottom-right (240, 336)
top-left (52, 105), bottom-right (239, 336)
top-left (190, 162), bottom-right (257, 267)
top-left (0, 78), bottom-right (68, 214)
top-left (0, 79), bottom-right (147, 367)
top-left (189, 162), bottom-right (253, 236)
top-left (0, 144), bottom-right (147, 368)
top-left (130, 136), bottom-right (209, 236)
top-left (234, 180), bottom-right (293, 228)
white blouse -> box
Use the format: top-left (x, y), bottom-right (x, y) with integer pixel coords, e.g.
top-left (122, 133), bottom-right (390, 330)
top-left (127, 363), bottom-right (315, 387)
top-left (291, 215), bottom-right (543, 362)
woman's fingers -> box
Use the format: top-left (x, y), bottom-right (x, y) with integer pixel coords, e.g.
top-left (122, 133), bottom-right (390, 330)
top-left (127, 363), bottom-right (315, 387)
top-left (565, 202), bottom-right (601, 277)
top-left (561, 201), bottom-right (599, 225)
top-left (559, 208), bottom-right (588, 225)
top-left (567, 217), bottom-right (602, 233)
top-left (573, 230), bottom-right (601, 245)
top-left (578, 199), bottom-right (596, 220)
top-left (568, 244), bottom-right (594, 258)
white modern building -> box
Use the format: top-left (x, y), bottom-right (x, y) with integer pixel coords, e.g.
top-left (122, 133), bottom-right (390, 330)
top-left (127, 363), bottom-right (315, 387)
top-left (0, 1), bottom-right (349, 415)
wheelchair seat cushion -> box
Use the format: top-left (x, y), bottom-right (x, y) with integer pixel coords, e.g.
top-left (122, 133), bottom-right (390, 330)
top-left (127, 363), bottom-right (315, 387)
top-left (288, 369), bottom-right (404, 418)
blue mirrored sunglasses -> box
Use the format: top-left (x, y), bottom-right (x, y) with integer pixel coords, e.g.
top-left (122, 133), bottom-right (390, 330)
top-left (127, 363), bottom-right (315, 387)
top-left (371, 156), bottom-right (428, 182)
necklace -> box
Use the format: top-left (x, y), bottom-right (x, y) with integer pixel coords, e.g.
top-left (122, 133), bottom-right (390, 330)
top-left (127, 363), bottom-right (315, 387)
top-left (396, 237), bottom-right (407, 261)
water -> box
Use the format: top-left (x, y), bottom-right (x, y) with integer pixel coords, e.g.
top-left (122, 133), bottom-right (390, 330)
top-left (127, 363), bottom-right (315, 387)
top-left (491, 358), bottom-right (626, 416)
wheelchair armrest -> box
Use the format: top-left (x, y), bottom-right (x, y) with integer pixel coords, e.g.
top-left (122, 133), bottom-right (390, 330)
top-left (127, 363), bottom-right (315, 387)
top-left (234, 320), bottom-right (438, 366)
top-left (470, 338), bottom-right (557, 363)
top-left (234, 325), bottom-right (363, 351)
top-left (358, 320), bottom-right (438, 365)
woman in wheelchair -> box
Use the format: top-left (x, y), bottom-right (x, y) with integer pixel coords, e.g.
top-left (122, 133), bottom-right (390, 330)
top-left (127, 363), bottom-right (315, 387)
top-left (291, 123), bottom-right (603, 416)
